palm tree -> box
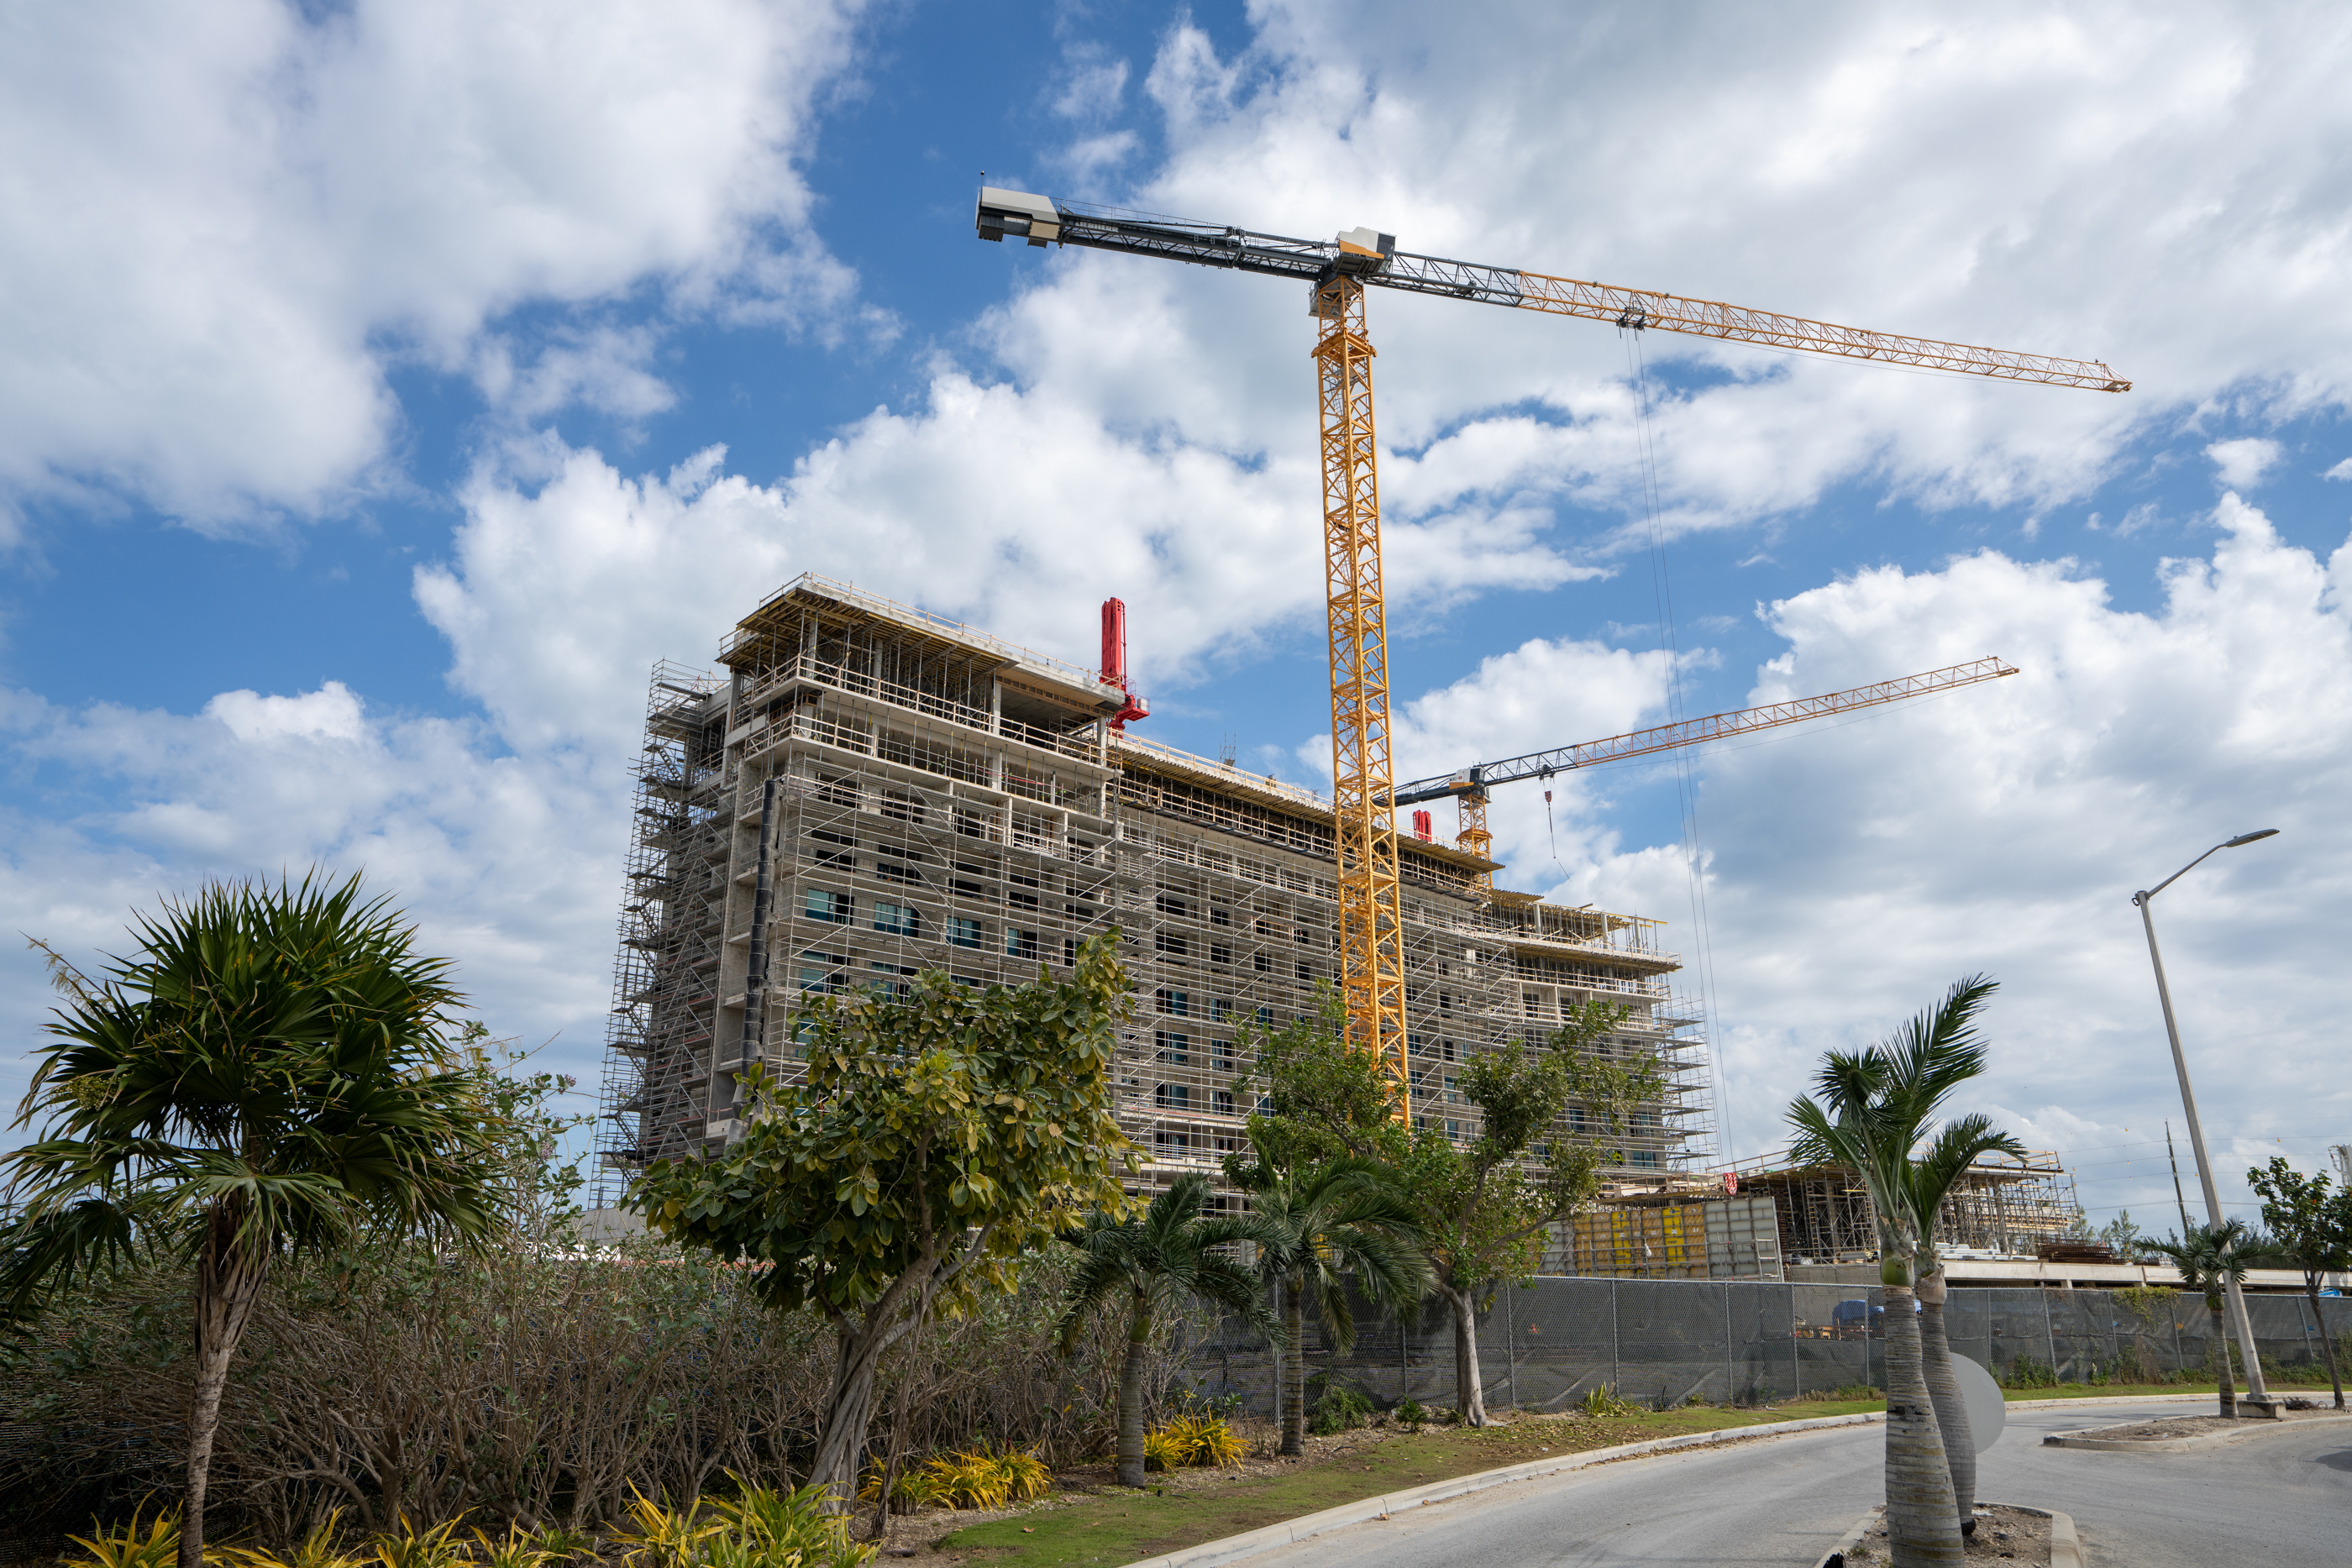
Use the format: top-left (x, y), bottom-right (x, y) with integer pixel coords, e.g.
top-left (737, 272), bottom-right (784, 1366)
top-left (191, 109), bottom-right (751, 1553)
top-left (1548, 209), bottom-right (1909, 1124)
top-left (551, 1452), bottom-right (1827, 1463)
top-left (2, 875), bottom-right (511, 1568)
top-left (1242, 1158), bottom-right (1430, 1456)
top-left (1789, 974), bottom-right (2002, 1568)
top-left (2147, 1220), bottom-right (2271, 1417)
top-left (1904, 1112), bottom-right (2024, 1539)
top-left (1056, 1172), bottom-right (1284, 1487)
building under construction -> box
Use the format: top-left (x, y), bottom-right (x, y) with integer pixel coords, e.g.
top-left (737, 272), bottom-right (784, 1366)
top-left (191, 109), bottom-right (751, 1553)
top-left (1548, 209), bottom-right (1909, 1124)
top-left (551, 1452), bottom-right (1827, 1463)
top-left (596, 574), bottom-right (1714, 1190)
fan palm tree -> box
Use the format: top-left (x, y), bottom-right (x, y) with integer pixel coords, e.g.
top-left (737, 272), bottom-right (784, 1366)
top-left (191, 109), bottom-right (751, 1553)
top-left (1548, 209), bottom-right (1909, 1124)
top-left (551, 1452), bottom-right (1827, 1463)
top-left (1903, 1111), bottom-right (2025, 1538)
top-left (1242, 1158), bottom-right (1430, 1456)
top-left (1056, 1172), bottom-right (1284, 1487)
top-left (2147, 1219), bottom-right (2271, 1417)
top-left (1, 875), bottom-right (511, 1568)
top-left (1789, 974), bottom-right (2001, 1568)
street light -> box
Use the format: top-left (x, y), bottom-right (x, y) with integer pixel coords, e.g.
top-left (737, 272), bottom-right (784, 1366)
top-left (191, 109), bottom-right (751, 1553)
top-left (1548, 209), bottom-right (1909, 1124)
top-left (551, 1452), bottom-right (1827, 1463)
top-left (2131, 827), bottom-right (2280, 1414)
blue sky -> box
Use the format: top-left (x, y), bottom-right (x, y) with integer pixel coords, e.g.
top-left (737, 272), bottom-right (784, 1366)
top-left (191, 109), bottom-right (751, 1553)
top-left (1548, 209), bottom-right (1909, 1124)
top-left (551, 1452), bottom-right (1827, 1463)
top-left (6, 0), bottom-right (2351, 1231)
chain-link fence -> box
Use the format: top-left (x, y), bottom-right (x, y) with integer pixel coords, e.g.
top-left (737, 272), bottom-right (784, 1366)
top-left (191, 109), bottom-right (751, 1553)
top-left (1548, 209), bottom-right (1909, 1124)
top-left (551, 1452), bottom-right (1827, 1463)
top-left (1183, 1277), bottom-right (2351, 1414)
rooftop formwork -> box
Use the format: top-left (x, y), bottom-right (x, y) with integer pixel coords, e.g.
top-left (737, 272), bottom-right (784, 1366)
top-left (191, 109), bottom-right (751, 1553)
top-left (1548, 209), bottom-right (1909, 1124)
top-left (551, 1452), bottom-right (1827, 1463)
top-left (596, 574), bottom-right (1714, 1198)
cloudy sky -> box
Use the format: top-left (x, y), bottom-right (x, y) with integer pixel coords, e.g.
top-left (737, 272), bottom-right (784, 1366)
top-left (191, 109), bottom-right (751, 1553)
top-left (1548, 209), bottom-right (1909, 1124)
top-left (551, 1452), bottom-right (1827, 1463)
top-left (6, 0), bottom-right (2348, 1231)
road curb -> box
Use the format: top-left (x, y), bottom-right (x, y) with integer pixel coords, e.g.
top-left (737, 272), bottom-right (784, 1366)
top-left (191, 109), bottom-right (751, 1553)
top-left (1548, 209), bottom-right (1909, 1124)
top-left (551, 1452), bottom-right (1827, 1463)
top-left (1814, 1503), bottom-right (2077, 1568)
top-left (1114, 1412), bottom-right (1886, 1568)
top-left (2044, 1411), bottom-right (2352, 1452)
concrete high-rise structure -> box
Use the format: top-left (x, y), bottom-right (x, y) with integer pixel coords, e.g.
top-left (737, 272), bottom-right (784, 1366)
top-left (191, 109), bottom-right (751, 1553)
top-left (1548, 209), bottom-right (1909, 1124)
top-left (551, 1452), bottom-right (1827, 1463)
top-left (596, 574), bottom-right (1712, 1192)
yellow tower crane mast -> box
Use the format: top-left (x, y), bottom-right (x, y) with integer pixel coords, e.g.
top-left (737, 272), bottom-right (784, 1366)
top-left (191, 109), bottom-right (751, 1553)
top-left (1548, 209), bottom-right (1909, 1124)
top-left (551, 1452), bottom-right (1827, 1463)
top-left (975, 188), bottom-right (2128, 1110)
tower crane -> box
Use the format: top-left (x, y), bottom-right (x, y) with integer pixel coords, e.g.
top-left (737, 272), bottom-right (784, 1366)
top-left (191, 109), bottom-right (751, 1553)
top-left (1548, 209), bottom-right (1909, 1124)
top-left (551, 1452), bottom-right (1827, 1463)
top-left (974, 187), bottom-right (2126, 1109)
top-left (1393, 657), bottom-right (2019, 889)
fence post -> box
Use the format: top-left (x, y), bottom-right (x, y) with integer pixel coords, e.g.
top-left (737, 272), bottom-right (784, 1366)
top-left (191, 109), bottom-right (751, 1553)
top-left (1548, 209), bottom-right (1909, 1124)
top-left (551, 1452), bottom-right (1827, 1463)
top-left (2045, 1293), bottom-right (2059, 1381)
top-left (1610, 1277), bottom-right (1621, 1392)
top-left (1725, 1286), bottom-right (1735, 1403)
top-left (1505, 1286), bottom-right (1519, 1412)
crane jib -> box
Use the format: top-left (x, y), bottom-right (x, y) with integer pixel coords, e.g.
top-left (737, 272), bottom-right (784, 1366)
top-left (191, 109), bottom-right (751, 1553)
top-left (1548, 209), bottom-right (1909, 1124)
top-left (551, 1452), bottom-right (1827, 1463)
top-left (1390, 657), bottom-right (2020, 806)
top-left (974, 191), bottom-right (2129, 392)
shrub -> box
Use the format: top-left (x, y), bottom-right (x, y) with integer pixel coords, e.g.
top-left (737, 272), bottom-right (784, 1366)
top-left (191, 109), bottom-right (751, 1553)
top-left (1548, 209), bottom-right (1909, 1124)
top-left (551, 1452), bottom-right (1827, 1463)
top-left (1309, 1386), bottom-right (1373, 1435)
top-left (1394, 1398), bottom-right (1425, 1430)
top-left (1579, 1385), bottom-right (1640, 1417)
top-left (61, 1505), bottom-right (185, 1568)
top-left (1142, 1413), bottom-right (1245, 1471)
top-left (1999, 1356), bottom-right (2059, 1389)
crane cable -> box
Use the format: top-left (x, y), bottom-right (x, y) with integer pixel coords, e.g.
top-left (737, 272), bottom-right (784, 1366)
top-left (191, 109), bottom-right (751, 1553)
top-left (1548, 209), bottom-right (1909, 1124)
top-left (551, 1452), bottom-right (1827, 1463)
top-left (1622, 326), bottom-right (1733, 1162)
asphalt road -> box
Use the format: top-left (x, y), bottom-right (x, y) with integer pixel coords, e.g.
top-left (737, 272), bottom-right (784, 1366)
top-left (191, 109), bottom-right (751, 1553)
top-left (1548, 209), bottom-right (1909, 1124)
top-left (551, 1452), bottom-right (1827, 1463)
top-left (1238, 1399), bottom-right (2352, 1567)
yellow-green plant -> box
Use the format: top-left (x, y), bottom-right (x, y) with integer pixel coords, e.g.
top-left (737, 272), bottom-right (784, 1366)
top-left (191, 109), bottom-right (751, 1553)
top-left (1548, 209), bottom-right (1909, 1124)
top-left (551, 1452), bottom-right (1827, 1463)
top-left (1141, 1427), bottom-right (1184, 1473)
top-left (63, 1503), bottom-right (184, 1568)
top-left (612, 1487), bottom-right (720, 1568)
top-left (470, 1524), bottom-right (554, 1568)
top-left (529, 1528), bottom-right (596, 1565)
top-left (702, 1476), bottom-right (874, 1568)
top-left (1579, 1384), bottom-right (1639, 1417)
top-left (855, 1466), bottom-right (942, 1513)
top-left (368, 1516), bottom-right (471, 1568)
top-left (213, 1509), bottom-right (364, 1568)
top-left (1173, 1413), bottom-right (1245, 1467)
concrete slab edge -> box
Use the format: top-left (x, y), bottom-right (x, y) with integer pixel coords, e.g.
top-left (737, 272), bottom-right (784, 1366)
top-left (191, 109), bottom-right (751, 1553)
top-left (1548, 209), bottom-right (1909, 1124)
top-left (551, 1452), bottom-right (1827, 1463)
top-left (2043, 1411), bottom-right (2352, 1452)
top-left (1810, 1507), bottom-right (1877, 1568)
top-left (1114, 1412), bottom-right (1887, 1568)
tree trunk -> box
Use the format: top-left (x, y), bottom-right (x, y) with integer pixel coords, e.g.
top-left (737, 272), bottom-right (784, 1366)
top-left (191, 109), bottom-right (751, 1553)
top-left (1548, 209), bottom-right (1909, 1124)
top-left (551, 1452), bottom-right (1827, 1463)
top-left (1279, 1274), bottom-right (1305, 1456)
top-left (809, 1320), bottom-right (893, 1512)
top-left (2208, 1301), bottom-right (2236, 1418)
top-left (1914, 1272), bottom-right (1975, 1537)
top-left (1116, 1288), bottom-right (1152, 1487)
top-left (1880, 1285), bottom-right (1963, 1568)
top-left (2307, 1281), bottom-right (2345, 1410)
top-left (1445, 1283), bottom-right (1488, 1428)
top-left (183, 1208), bottom-right (270, 1568)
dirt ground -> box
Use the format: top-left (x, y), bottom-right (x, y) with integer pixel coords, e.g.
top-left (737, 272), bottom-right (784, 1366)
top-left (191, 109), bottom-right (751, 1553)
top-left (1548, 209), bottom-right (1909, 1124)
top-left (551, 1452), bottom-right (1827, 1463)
top-left (1845, 1506), bottom-right (2051, 1565)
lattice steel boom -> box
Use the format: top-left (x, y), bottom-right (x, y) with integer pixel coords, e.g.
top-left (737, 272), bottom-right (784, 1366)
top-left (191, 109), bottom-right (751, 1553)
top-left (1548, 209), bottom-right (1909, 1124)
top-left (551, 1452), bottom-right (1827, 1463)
top-left (977, 179), bottom-right (2118, 1114)
top-left (1394, 658), bottom-right (2020, 807)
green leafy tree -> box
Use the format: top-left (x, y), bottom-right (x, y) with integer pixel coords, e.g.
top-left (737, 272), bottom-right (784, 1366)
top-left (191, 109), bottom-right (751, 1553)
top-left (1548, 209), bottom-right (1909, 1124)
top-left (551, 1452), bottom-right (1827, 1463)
top-left (1055, 1172), bottom-right (1283, 1487)
top-left (1236, 1157), bottom-right (1428, 1456)
top-left (2146, 1219), bottom-right (2273, 1417)
top-left (1788, 976), bottom-right (2007, 1568)
top-left (2245, 1156), bottom-right (2352, 1409)
top-left (631, 936), bottom-right (1138, 1511)
top-left (1404, 999), bottom-right (1657, 1427)
top-left (2, 875), bottom-right (511, 1568)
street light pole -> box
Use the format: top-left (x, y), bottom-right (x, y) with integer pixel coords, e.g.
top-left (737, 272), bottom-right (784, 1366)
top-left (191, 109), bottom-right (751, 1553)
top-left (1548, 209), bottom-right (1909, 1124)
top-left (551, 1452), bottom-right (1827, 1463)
top-left (2132, 828), bottom-right (2279, 1413)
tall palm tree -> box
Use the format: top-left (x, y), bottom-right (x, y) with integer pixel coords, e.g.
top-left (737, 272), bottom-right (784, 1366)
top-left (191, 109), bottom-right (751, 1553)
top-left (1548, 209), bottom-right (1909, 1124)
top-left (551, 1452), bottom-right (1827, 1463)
top-left (1242, 1158), bottom-right (1430, 1456)
top-left (1789, 974), bottom-right (2001, 1568)
top-left (2147, 1220), bottom-right (2271, 1417)
top-left (1903, 1111), bottom-right (2024, 1538)
top-left (1056, 1172), bottom-right (1284, 1487)
top-left (2, 875), bottom-right (511, 1568)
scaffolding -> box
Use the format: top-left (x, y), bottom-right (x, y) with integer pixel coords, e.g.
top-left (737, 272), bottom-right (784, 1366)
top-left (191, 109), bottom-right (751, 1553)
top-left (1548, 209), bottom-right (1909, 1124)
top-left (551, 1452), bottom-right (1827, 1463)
top-left (1704, 1149), bottom-right (2084, 1264)
top-left (596, 574), bottom-right (1717, 1193)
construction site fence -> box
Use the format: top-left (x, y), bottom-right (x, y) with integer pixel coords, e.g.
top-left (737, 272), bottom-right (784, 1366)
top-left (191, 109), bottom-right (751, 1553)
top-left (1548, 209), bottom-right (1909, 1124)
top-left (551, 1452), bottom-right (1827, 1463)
top-left (1182, 1277), bottom-right (2352, 1416)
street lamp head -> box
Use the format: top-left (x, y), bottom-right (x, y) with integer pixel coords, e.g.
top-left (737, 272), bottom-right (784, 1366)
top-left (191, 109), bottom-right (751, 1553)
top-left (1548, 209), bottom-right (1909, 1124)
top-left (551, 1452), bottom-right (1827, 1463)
top-left (2223, 828), bottom-right (2280, 848)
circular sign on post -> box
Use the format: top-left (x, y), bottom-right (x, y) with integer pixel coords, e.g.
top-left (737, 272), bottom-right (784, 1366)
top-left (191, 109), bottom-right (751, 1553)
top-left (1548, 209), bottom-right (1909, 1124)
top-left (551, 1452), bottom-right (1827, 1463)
top-left (1953, 1353), bottom-right (2007, 1453)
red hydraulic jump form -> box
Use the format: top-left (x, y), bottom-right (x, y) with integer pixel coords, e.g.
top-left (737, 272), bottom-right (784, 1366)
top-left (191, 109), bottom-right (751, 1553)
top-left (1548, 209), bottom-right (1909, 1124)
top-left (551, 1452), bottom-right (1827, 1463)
top-left (1100, 598), bottom-right (1149, 730)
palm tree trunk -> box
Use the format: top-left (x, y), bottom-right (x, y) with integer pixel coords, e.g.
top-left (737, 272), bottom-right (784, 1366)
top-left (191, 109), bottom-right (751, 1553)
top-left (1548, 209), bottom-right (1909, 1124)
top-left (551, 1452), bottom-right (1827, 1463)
top-left (183, 1209), bottom-right (270, 1568)
top-left (2208, 1301), bottom-right (2236, 1417)
top-left (1881, 1285), bottom-right (1963, 1568)
top-left (2306, 1281), bottom-right (2345, 1410)
top-left (1279, 1273), bottom-right (1305, 1456)
top-left (1444, 1283), bottom-right (1488, 1428)
top-left (1117, 1289), bottom-right (1152, 1487)
top-left (1914, 1272), bottom-right (1975, 1536)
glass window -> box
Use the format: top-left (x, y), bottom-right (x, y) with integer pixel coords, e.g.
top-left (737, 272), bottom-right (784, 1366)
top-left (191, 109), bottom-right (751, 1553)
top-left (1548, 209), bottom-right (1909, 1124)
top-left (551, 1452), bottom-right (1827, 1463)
top-left (948, 916), bottom-right (982, 949)
top-left (1158, 989), bottom-right (1190, 1017)
top-left (1214, 1089), bottom-right (1236, 1116)
top-left (804, 888), bottom-right (850, 924)
top-left (1005, 927), bottom-right (1039, 959)
top-left (873, 900), bottom-right (919, 937)
top-left (1155, 1030), bottom-right (1190, 1064)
